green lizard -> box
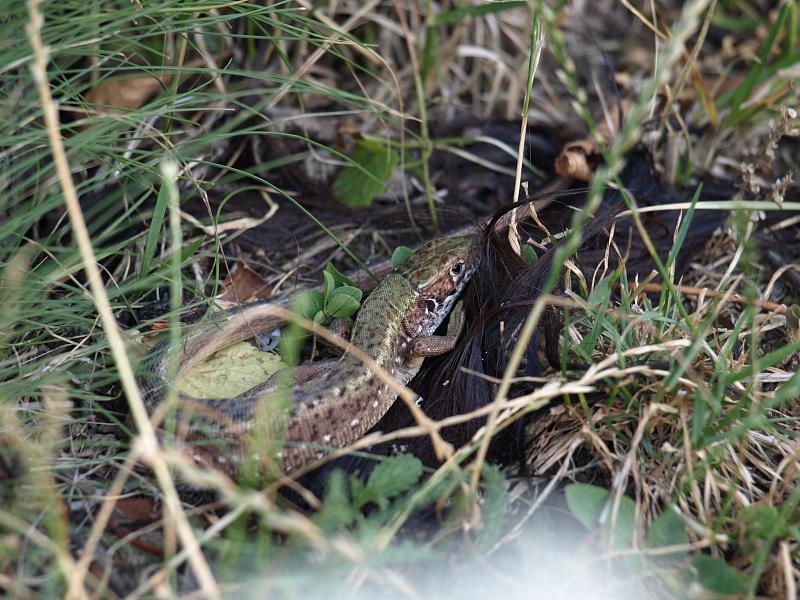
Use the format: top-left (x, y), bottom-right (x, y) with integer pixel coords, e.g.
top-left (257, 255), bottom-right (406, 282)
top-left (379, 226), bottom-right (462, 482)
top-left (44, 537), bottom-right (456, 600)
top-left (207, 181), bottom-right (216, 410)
top-left (141, 233), bottom-right (480, 476)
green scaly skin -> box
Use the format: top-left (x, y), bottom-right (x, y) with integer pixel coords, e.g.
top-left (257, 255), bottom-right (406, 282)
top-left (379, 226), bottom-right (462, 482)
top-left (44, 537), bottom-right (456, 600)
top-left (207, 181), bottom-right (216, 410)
top-left (142, 234), bottom-right (480, 475)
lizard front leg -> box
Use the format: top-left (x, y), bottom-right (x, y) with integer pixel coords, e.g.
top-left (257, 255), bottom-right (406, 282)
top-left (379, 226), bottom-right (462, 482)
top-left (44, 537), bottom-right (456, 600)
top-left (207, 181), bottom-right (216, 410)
top-left (410, 301), bottom-right (466, 357)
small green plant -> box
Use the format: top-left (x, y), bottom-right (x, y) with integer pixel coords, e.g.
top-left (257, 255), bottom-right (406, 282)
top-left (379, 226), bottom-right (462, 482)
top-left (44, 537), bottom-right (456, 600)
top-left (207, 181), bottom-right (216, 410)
top-left (314, 455), bottom-right (425, 532)
top-left (296, 263), bottom-right (364, 326)
top-left (297, 243), bottom-right (420, 329)
top-left (284, 242), bottom-right (415, 366)
top-left (313, 457), bottom-right (509, 550)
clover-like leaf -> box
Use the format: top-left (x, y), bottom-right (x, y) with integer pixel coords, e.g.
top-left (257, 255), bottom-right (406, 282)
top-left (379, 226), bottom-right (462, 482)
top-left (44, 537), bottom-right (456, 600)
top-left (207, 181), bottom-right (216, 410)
top-left (322, 270), bottom-right (336, 300)
top-left (391, 245), bottom-right (413, 268)
top-left (329, 285), bottom-right (363, 305)
top-left (325, 291), bottom-right (361, 320)
top-left (296, 290), bottom-right (325, 321)
top-left (565, 483), bottom-right (608, 530)
top-left (324, 262), bottom-right (355, 288)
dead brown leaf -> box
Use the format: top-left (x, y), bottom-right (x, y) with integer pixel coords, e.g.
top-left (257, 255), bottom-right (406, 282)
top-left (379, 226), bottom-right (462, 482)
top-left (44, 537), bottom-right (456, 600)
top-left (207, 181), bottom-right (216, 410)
top-left (554, 99), bottom-right (631, 182)
top-left (85, 75), bottom-right (168, 115)
top-left (554, 138), bottom-right (596, 181)
top-left (113, 497), bottom-right (161, 525)
top-left (108, 497), bottom-right (164, 556)
top-left (217, 263), bottom-right (271, 304)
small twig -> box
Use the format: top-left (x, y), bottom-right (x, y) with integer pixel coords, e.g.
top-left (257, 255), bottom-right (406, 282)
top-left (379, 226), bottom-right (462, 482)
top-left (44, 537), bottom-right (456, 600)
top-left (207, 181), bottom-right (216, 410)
top-left (508, 14), bottom-right (544, 256)
top-left (779, 541), bottom-right (796, 600)
top-left (630, 282), bottom-right (788, 314)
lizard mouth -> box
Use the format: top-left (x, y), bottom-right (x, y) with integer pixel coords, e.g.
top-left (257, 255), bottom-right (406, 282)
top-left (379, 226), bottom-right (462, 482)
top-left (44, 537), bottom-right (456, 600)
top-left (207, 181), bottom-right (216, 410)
top-left (424, 265), bottom-right (474, 334)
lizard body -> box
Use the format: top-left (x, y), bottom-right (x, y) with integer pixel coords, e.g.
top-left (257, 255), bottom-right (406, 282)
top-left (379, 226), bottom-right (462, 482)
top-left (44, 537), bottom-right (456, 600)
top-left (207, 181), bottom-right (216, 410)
top-left (140, 234), bottom-right (480, 475)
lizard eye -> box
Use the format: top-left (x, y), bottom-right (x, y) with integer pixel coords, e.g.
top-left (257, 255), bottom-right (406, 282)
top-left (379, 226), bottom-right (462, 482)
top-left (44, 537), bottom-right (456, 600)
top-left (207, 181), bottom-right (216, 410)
top-left (425, 299), bottom-right (437, 313)
top-left (450, 261), bottom-right (464, 277)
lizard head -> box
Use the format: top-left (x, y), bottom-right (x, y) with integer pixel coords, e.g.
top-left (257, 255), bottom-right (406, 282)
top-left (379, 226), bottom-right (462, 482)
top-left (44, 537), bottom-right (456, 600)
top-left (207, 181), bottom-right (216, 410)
top-left (396, 234), bottom-right (480, 335)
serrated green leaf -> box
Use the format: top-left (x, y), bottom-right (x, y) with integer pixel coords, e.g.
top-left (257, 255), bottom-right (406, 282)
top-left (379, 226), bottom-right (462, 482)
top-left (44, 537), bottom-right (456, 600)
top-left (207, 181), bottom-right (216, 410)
top-left (295, 290), bottom-right (325, 321)
top-left (324, 262), bottom-right (354, 288)
top-left (475, 464), bottom-right (508, 552)
top-left (331, 138), bottom-right (399, 208)
top-left (521, 245), bottom-right (538, 265)
top-left (411, 466), bottom-right (465, 508)
top-left (691, 555), bottom-right (746, 595)
top-left (645, 507), bottom-right (689, 558)
top-left (391, 245), bottom-right (414, 268)
top-left (313, 310), bottom-right (327, 325)
top-left (366, 455), bottom-right (423, 501)
top-left (322, 270), bottom-right (336, 300)
top-left (350, 475), bottom-right (367, 508)
top-left (325, 293), bottom-right (360, 319)
top-left (314, 470), bottom-right (356, 531)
